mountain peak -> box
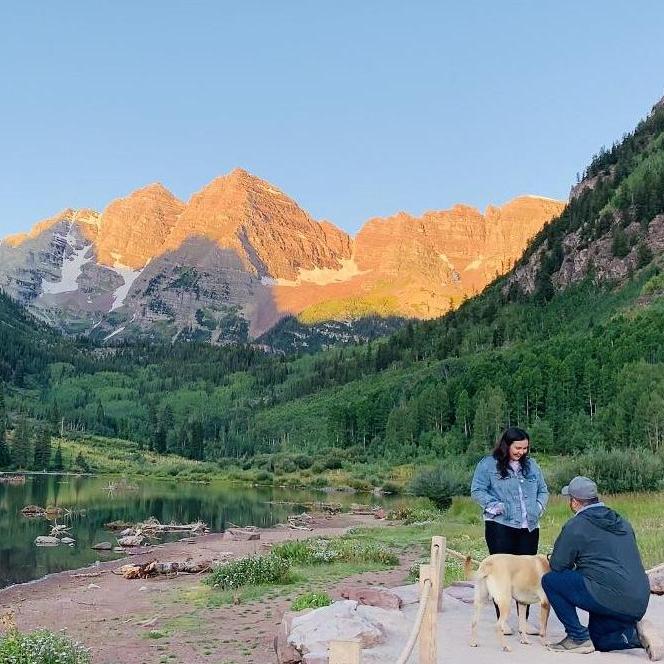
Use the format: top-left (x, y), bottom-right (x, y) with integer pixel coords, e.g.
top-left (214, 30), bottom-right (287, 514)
top-left (119, 181), bottom-right (181, 204)
top-left (94, 182), bottom-right (185, 268)
top-left (228, 167), bottom-right (252, 179)
top-left (199, 168), bottom-right (286, 200)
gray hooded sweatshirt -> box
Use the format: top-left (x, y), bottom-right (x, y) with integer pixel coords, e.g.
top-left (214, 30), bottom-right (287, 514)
top-left (549, 505), bottom-right (650, 619)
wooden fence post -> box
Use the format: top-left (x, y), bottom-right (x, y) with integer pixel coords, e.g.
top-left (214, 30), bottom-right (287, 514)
top-left (419, 564), bottom-right (436, 664)
top-left (329, 639), bottom-right (361, 664)
top-left (431, 535), bottom-right (447, 612)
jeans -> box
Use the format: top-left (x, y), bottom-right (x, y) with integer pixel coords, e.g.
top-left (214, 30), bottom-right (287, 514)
top-left (541, 570), bottom-right (642, 651)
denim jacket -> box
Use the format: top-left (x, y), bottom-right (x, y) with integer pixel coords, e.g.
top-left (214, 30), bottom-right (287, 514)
top-left (470, 455), bottom-right (549, 531)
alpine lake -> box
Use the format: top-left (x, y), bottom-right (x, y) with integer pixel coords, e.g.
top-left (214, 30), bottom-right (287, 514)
top-left (0, 474), bottom-right (400, 590)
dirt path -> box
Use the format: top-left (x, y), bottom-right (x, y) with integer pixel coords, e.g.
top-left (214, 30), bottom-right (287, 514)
top-left (0, 514), bottom-right (415, 664)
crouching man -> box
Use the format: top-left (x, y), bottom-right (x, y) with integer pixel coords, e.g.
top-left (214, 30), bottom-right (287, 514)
top-left (542, 476), bottom-right (662, 660)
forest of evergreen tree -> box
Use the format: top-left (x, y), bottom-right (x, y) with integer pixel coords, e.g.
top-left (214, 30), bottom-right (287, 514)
top-left (1, 106), bottom-right (664, 475)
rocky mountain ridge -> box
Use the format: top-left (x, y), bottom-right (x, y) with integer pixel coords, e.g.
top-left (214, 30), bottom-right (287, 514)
top-left (0, 169), bottom-right (564, 347)
top-left (506, 95), bottom-right (664, 301)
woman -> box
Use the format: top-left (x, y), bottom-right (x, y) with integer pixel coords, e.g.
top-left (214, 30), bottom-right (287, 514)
top-left (471, 426), bottom-right (548, 555)
top-left (471, 427), bottom-right (549, 627)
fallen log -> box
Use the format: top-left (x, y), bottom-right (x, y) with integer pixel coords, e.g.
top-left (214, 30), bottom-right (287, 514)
top-left (138, 516), bottom-right (208, 533)
top-left (0, 475), bottom-right (26, 484)
top-left (22, 505), bottom-right (65, 517)
top-left (107, 517), bottom-right (209, 535)
top-left (224, 528), bottom-right (260, 541)
top-left (114, 559), bottom-right (217, 579)
top-left (265, 500), bottom-right (343, 514)
top-left (105, 520), bottom-right (133, 531)
top-left (144, 523), bottom-right (208, 533)
top-left (349, 504), bottom-right (387, 518)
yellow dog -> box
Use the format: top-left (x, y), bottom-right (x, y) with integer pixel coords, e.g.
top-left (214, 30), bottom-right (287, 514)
top-left (468, 553), bottom-right (551, 651)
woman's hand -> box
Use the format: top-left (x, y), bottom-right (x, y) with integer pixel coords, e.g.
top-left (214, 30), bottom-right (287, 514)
top-left (485, 502), bottom-right (505, 516)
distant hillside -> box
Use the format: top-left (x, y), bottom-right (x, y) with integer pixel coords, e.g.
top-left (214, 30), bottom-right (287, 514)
top-left (2, 96), bottom-right (664, 478)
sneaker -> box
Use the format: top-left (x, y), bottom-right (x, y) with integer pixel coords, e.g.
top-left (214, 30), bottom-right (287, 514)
top-left (548, 636), bottom-right (595, 653)
top-left (637, 620), bottom-right (664, 661)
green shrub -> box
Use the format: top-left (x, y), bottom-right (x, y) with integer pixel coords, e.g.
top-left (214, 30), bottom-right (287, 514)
top-left (409, 464), bottom-right (469, 509)
top-left (291, 592), bottom-right (333, 611)
top-left (272, 537), bottom-right (398, 566)
top-left (0, 629), bottom-right (91, 663)
top-left (407, 560), bottom-right (426, 582)
top-left (323, 455), bottom-right (344, 470)
top-left (331, 539), bottom-right (399, 565)
top-left (270, 540), bottom-right (316, 565)
top-left (278, 458), bottom-right (298, 474)
top-left (348, 478), bottom-right (372, 492)
top-left (293, 454), bottom-right (313, 469)
top-left (548, 447), bottom-right (664, 493)
top-left (642, 271), bottom-right (664, 295)
top-left (255, 470), bottom-right (274, 483)
top-left (204, 554), bottom-right (291, 589)
top-left (387, 499), bottom-right (442, 524)
top-left (382, 481), bottom-right (402, 495)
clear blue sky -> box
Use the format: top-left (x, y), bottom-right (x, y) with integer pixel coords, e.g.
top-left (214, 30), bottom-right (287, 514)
top-left (1, 1), bottom-right (663, 236)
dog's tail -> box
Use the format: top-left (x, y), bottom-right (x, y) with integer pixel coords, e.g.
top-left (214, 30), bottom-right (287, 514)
top-left (464, 555), bottom-right (474, 580)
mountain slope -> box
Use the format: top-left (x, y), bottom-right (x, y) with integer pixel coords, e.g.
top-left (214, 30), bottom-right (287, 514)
top-left (0, 172), bottom-right (562, 347)
top-left (3, 96), bottom-right (664, 475)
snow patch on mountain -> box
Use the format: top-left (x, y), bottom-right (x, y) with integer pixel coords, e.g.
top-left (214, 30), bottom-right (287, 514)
top-left (41, 243), bottom-right (92, 295)
top-left (109, 263), bottom-right (143, 311)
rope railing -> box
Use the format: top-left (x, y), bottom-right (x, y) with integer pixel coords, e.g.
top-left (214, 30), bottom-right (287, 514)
top-left (394, 578), bottom-right (432, 664)
top-left (329, 536), bottom-right (447, 664)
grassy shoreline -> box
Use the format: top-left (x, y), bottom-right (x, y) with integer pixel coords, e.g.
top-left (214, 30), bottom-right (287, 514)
top-left (169, 492), bottom-right (664, 611)
top-left (2, 493), bottom-right (661, 663)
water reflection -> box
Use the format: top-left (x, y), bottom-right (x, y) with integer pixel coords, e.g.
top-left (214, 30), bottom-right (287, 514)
top-left (0, 475), bottom-right (396, 589)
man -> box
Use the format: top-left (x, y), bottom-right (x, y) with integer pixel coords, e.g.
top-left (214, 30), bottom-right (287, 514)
top-left (542, 476), bottom-right (663, 660)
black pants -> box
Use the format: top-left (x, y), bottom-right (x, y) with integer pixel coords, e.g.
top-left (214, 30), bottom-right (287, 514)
top-left (484, 521), bottom-right (540, 619)
top-left (485, 521), bottom-right (540, 556)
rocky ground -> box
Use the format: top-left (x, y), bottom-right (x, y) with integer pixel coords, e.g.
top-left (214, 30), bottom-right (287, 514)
top-left (1, 516), bottom-right (662, 664)
top-left (364, 585), bottom-right (664, 663)
top-left (0, 513), bottom-right (415, 664)
top-left (277, 579), bottom-right (664, 664)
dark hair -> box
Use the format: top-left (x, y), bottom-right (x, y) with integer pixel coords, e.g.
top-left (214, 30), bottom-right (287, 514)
top-left (493, 427), bottom-right (530, 478)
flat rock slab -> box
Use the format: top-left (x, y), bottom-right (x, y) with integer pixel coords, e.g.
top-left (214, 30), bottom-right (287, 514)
top-left (288, 600), bottom-right (390, 656)
top-left (390, 584), bottom-right (420, 606)
top-left (339, 586), bottom-right (402, 609)
top-left (355, 589), bottom-right (664, 664)
top-left (444, 582), bottom-right (475, 604)
top-left (34, 536), bottom-right (60, 546)
top-left (649, 565), bottom-right (664, 595)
